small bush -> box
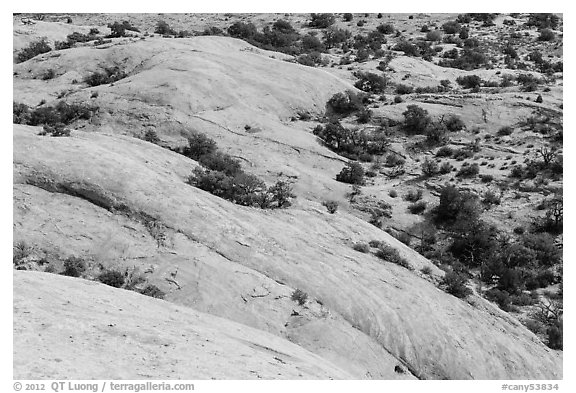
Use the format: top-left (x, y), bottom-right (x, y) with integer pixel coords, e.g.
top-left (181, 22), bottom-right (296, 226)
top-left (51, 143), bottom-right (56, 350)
top-left (395, 84), bottom-right (414, 95)
top-left (377, 23), bottom-right (395, 34)
top-left (394, 95), bottom-right (403, 104)
top-left (343, 13), bottom-right (353, 22)
top-left (327, 90), bottom-right (365, 115)
top-left (61, 256), bottom-right (86, 277)
top-left (421, 266), bottom-right (433, 275)
top-left (323, 200), bottom-right (339, 214)
top-left (140, 284), bottom-right (166, 299)
top-left (16, 38), bottom-right (51, 63)
top-left (426, 30), bottom-right (442, 42)
top-left (439, 162), bottom-right (452, 174)
top-left (155, 20), bottom-right (176, 35)
top-left (442, 271), bottom-right (471, 298)
top-left (39, 123), bottom-right (71, 137)
top-left (403, 105), bottom-right (431, 134)
top-left (482, 190), bottom-right (501, 206)
top-left (456, 163), bottom-right (479, 178)
top-left (309, 13), bottom-right (335, 29)
top-left (98, 270), bottom-right (125, 288)
top-left (497, 126), bottom-right (514, 136)
top-left (403, 189), bottom-right (423, 202)
top-left (408, 201), bottom-right (427, 215)
top-left (389, 189), bottom-right (398, 198)
top-left (354, 71), bottom-right (388, 93)
top-left (456, 75), bottom-right (483, 89)
top-left (538, 29), bottom-right (555, 42)
top-left (336, 162), bottom-right (365, 185)
top-left (436, 146), bottom-right (454, 158)
top-left (421, 158), bottom-right (439, 177)
top-left (375, 245), bottom-right (412, 270)
top-left (291, 288), bottom-right (308, 306)
top-left (485, 288), bottom-right (512, 311)
top-left (144, 129), bottom-right (160, 144)
top-left (352, 243), bottom-right (370, 253)
top-left (442, 21), bottom-right (461, 34)
top-left (444, 115), bottom-right (465, 132)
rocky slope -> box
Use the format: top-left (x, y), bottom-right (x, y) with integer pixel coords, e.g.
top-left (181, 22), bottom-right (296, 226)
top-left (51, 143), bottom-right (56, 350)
top-left (13, 15), bottom-right (562, 380)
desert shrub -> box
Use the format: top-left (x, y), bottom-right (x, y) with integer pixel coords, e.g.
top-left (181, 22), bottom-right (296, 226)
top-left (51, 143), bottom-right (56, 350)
top-left (356, 108), bottom-right (373, 123)
top-left (393, 40), bottom-right (419, 56)
top-left (547, 323), bottom-right (563, 350)
top-left (436, 146), bottom-right (454, 158)
top-left (538, 29), bottom-right (555, 42)
top-left (421, 158), bottom-right (439, 177)
top-left (442, 21), bottom-right (461, 34)
top-left (291, 289), bottom-right (308, 306)
top-left (140, 284), bottom-right (166, 299)
top-left (323, 27), bottom-right (351, 49)
top-left (98, 270), bottom-right (125, 288)
top-left (144, 129), bottom-right (160, 144)
top-left (375, 245), bottom-right (412, 270)
top-left (452, 148), bottom-right (474, 161)
top-left (421, 266), bottom-right (433, 275)
top-left (426, 30), bottom-right (442, 42)
top-left (404, 189), bottom-right (423, 202)
top-left (183, 132), bottom-right (218, 160)
top-left (327, 90), bottom-right (365, 115)
top-left (408, 201), bottom-right (427, 215)
top-left (526, 13), bottom-right (560, 29)
top-left (21, 101), bottom-right (95, 127)
top-left (297, 52), bottom-right (324, 67)
top-left (485, 288), bottom-right (512, 311)
top-left (343, 13), bottom-right (353, 22)
top-left (42, 69), bottom-right (56, 80)
top-left (402, 105), bottom-right (431, 134)
top-left (13, 102), bottom-right (31, 124)
top-left (38, 123), bottom-right (71, 137)
top-left (84, 66), bottom-right (127, 87)
top-left (395, 84), bottom-right (414, 95)
top-left (356, 20), bottom-right (366, 27)
top-left (198, 152), bottom-right (242, 176)
top-left (309, 13), bottom-right (335, 28)
top-left (441, 271), bottom-right (471, 298)
top-left (16, 38), bottom-right (51, 63)
top-left (439, 162), bottom-right (452, 174)
top-left (394, 95), bottom-right (403, 104)
top-left (497, 126), bottom-right (513, 136)
top-left (479, 174), bottom-right (493, 183)
top-left (388, 189), bottom-right (398, 198)
top-left (322, 200), bottom-right (338, 214)
top-left (61, 256), bottom-right (87, 277)
top-left (336, 162), bottom-right (365, 185)
top-left (482, 190), bottom-right (501, 206)
top-left (354, 71), bottom-right (387, 93)
top-left (107, 21), bottom-right (139, 38)
top-left (228, 22), bottom-right (258, 39)
top-left (352, 243), bottom-right (370, 253)
top-left (456, 75), bottom-right (483, 89)
top-left (438, 48), bottom-right (488, 70)
top-left (444, 115), bottom-right (465, 132)
top-left (155, 20), bottom-right (176, 35)
top-left (434, 185), bottom-right (480, 225)
top-left (269, 181), bottom-right (296, 208)
top-left (376, 23), bottom-right (395, 34)
top-left (521, 233), bottom-right (561, 267)
top-left (456, 163), bottom-right (479, 178)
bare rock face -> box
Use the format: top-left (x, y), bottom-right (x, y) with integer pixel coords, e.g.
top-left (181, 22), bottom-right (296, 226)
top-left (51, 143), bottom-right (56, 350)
top-left (13, 125), bottom-right (561, 379)
top-left (13, 270), bottom-right (352, 380)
